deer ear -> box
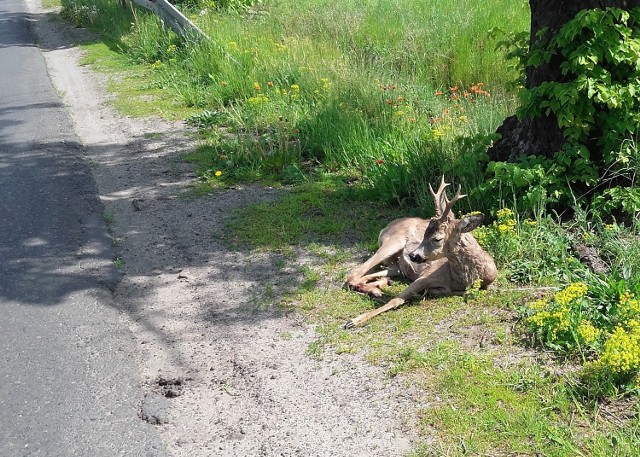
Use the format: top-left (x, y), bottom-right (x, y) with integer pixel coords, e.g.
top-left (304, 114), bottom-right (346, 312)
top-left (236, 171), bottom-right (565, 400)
top-left (458, 213), bottom-right (484, 233)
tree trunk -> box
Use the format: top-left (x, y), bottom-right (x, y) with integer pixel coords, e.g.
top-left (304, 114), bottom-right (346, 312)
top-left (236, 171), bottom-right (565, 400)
top-left (487, 0), bottom-right (640, 163)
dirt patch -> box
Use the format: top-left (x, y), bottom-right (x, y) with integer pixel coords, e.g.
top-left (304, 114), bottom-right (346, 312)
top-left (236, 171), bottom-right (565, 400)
top-left (30, 2), bottom-right (419, 456)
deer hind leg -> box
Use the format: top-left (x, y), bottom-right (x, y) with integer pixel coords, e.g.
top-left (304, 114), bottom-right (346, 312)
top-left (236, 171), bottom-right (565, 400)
top-left (352, 265), bottom-right (401, 298)
top-left (345, 242), bottom-right (404, 297)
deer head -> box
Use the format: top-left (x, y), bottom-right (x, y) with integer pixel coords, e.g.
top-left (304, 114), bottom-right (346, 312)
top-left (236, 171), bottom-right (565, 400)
top-left (408, 178), bottom-right (484, 264)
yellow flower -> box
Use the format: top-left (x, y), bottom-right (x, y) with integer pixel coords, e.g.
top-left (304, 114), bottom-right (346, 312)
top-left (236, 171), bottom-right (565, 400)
top-left (529, 299), bottom-right (549, 311)
top-left (229, 41), bottom-right (239, 50)
top-left (553, 282), bottom-right (588, 307)
top-left (496, 208), bottom-right (514, 219)
top-left (577, 321), bottom-right (600, 345)
top-left (581, 231), bottom-right (596, 243)
top-left (290, 84), bottom-right (300, 91)
top-left (619, 293), bottom-right (640, 320)
top-left (215, 170), bottom-right (222, 177)
top-left (626, 319), bottom-right (640, 331)
top-left (492, 208), bottom-right (516, 235)
top-left (248, 94), bottom-right (269, 104)
top-left (598, 326), bottom-right (640, 374)
top-left (473, 226), bottom-right (489, 247)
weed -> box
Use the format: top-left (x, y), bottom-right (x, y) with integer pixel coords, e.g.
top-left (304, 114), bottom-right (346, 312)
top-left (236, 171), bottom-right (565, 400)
top-left (103, 211), bottom-right (115, 224)
top-left (113, 257), bottom-right (125, 269)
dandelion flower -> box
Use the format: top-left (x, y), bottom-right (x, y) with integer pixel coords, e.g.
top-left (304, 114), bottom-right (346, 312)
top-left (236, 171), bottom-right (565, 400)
top-left (215, 170), bottom-right (222, 177)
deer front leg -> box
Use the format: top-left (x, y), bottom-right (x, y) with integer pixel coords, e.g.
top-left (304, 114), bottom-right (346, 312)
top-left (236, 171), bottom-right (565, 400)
top-left (345, 259), bottom-right (452, 328)
top-left (344, 274), bottom-right (451, 329)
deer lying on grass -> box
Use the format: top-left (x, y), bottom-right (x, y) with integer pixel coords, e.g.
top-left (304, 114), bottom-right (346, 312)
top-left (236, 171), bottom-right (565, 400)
top-left (344, 177), bottom-right (497, 328)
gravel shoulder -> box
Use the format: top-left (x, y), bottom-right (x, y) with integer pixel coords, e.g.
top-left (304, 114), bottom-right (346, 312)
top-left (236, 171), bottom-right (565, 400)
top-left (29, 3), bottom-right (418, 455)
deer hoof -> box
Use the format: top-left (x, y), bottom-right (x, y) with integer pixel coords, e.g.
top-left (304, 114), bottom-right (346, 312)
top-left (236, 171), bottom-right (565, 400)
top-left (343, 319), bottom-right (356, 330)
top-left (369, 288), bottom-right (383, 298)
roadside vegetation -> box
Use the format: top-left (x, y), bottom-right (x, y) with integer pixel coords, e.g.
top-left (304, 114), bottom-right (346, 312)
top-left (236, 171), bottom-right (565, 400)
top-left (57, 0), bottom-right (640, 454)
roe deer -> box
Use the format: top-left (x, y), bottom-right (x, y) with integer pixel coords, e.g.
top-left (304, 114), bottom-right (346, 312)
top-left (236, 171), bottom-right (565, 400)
top-left (344, 177), bottom-right (497, 328)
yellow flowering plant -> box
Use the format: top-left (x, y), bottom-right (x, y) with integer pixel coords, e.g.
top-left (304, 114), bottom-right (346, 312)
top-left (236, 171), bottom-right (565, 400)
top-left (472, 207), bottom-right (519, 266)
top-left (523, 271), bottom-right (640, 395)
top-left (525, 282), bottom-right (592, 351)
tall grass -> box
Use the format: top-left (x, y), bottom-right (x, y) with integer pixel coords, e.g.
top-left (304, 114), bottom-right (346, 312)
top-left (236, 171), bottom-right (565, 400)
top-left (61, 0), bottom-right (530, 213)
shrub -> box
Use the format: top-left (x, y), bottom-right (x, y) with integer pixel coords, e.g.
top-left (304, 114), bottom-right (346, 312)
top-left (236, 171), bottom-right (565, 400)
top-left (486, 8), bottom-right (640, 217)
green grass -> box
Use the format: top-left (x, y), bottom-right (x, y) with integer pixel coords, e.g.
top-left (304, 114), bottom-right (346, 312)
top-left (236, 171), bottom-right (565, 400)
top-left (59, 0), bottom-right (529, 210)
top-left (226, 177), bottom-right (407, 251)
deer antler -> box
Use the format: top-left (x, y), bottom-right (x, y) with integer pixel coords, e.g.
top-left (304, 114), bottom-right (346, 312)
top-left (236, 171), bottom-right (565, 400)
top-left (429, 176), bottom-right (450, 218)
top-left (439, 184), bottom-right (467, 221)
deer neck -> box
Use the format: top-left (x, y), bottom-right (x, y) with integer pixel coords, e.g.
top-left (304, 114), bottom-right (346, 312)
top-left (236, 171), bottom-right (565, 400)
top-left (445, 233), bottom-right (485, 289)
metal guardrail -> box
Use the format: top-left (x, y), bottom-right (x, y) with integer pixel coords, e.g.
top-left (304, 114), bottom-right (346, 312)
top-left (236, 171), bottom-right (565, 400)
top-left (124, 0), bottom-right (239, 64)
top-left (129, 0), bottom-right (206, 39)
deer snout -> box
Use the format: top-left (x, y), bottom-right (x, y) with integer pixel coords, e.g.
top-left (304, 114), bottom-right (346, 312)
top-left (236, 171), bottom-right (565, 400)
top-left (408, 248), bottom-right (427, 264)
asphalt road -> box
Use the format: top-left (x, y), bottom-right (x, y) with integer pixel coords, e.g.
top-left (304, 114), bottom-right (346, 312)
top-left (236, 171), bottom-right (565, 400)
top-left (0, 0), bottom-right (168, 455)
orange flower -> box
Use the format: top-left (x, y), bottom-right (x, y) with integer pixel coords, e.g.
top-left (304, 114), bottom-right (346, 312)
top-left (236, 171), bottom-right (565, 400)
top-left (435, 90), bottom-right (444, 96)
top-left (452, 94), bottom-right (459, 101)
top-left (386, 99), bottom-right (393, 105)
top-left (408, 117), bottom-right (416, 123)
top-left (390, 84), bottom-right (397, 90)
top-left (221, 81), bottom-right (228, 87)
top-left (376, 159), bottom-right (384, 165)
top-left (397, 96), bottom-right (404, 102)
top-left (267, 81), bottom-right (274, 87)
top-left (450, 85), bottom-right (458, 92)
top-left (253, 82), bottom-right (261, 90)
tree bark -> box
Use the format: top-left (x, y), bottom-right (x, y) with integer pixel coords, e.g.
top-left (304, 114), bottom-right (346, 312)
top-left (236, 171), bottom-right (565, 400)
top-left (487, 0), bottom-right (640, 163)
